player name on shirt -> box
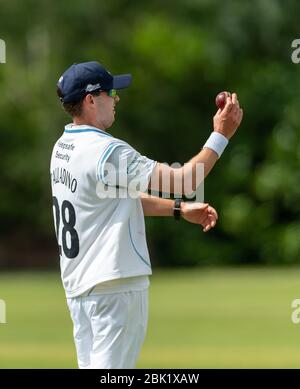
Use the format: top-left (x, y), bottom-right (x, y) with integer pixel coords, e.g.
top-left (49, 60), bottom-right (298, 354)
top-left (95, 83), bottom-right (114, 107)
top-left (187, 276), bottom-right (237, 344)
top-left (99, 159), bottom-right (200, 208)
top-left (51, 167), bottom-right (78, 193)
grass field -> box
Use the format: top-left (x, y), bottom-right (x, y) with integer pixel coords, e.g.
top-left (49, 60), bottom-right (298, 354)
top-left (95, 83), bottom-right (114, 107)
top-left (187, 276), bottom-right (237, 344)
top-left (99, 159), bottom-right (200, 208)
top-left (1, 267), bottom-right (300, 368)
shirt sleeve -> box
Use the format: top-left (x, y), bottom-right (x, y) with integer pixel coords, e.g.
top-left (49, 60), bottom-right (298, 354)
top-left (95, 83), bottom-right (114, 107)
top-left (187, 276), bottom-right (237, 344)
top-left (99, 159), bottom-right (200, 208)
top-left (97, 141), bottom-right (157, 194)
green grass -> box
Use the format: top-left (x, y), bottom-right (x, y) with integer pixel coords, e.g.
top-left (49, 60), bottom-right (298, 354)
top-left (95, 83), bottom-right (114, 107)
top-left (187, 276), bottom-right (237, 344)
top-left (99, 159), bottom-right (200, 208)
top-left (1, 268), bottom-right (300, 368)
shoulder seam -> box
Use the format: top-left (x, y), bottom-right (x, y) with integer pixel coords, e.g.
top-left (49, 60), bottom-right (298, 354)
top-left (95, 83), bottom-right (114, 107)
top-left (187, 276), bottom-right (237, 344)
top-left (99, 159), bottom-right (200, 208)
top-left (96, 141), bottom-right (125, 183)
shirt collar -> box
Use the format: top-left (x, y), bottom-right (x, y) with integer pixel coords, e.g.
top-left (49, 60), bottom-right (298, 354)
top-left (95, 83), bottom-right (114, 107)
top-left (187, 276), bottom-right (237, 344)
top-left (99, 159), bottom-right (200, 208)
top-left (64, 124), bottom-right (112, 137)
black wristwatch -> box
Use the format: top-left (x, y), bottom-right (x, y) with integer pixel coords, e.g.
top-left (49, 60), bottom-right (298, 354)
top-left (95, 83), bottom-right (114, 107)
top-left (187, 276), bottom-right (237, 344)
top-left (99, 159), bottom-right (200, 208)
top-left (173, 198), bottom-right (183, 220)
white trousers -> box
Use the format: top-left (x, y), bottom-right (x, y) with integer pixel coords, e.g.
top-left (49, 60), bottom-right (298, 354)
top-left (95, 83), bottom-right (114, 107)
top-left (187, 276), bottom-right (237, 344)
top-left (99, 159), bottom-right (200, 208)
top-left (67, 289), bottom-right (148, 369)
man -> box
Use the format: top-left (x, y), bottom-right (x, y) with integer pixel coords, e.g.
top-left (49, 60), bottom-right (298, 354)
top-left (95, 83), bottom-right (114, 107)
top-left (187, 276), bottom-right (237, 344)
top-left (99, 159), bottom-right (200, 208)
top-left (50, 61), bottom-right (243, 369)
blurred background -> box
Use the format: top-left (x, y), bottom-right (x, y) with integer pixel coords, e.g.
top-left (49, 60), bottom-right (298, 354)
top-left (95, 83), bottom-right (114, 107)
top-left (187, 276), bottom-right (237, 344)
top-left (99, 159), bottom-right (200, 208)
top-left (1, 0), bottom-right (300, 368)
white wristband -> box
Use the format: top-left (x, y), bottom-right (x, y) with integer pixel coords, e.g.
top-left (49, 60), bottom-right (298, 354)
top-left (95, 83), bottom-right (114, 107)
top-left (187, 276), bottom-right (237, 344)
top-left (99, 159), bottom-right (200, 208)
top-left (203, 132), bottom-right (229, 158)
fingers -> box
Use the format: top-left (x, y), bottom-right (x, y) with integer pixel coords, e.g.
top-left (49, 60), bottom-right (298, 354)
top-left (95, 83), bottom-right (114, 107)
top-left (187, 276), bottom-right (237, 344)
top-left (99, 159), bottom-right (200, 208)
top-left (231, 93), bottom-right (240, 116)
top-left (197, 203), bottom-right (210, 224)
top-left (203, 221), bottom-right (216, 232)
top-left (202, 213), bottom-right (217, 232)
top-left (202, 216), bottom-right (216, 230)
top-left (228, 92), bottom-right (243, 128)
top-left (222, 92), bottom-right (242, 117)
top-left (232, 93), bottom-right (240, 109)
top-left (207, 206), bottom-right (218, 220)
top-left (222, 96), bottom-right (233, 114)
top-left (203, 218), bottom-right (216, 232)
top-left (198, 204), bottom-right (218, 227)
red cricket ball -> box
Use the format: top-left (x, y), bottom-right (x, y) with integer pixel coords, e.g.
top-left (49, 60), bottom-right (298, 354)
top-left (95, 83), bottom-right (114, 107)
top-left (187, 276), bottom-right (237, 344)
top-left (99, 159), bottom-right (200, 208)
top-left (215, 91), bottom-right (230, 110)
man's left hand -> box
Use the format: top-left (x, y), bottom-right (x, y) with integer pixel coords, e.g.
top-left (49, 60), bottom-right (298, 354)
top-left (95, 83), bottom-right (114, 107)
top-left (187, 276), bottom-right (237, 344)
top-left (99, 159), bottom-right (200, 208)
top-left (181, 202), bottom-right (218, 232)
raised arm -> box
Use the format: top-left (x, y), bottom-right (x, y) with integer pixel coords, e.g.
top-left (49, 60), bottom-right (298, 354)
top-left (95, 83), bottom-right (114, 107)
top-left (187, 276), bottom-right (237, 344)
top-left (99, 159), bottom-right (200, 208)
top-left (148, 93), bottom-right (243, 195)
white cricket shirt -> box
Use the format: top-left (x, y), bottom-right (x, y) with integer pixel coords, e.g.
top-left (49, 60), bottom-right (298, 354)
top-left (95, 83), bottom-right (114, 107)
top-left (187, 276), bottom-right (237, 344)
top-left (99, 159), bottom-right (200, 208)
top-left (50, 124), bottom-right (156, 298)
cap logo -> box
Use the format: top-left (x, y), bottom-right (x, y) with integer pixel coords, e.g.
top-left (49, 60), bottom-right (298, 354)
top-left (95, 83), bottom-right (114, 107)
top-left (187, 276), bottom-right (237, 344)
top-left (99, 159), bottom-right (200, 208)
top-left (85, 83), bottom-right (101, 92)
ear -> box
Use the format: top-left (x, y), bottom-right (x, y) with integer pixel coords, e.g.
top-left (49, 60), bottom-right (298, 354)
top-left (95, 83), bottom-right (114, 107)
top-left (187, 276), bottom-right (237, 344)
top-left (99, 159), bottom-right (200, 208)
top-left (85, 94), bottom-right (95, 105)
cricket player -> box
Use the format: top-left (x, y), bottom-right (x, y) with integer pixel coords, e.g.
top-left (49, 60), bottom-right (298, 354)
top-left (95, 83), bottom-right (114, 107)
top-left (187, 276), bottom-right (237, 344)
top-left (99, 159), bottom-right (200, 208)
top-left (50, 61), bottom-right (243, 369)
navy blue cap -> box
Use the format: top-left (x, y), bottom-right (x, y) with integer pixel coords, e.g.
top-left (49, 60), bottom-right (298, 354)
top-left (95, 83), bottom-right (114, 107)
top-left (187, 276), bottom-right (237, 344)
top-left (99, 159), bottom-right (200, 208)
top-left (57, 61), bottom-right (132, 103)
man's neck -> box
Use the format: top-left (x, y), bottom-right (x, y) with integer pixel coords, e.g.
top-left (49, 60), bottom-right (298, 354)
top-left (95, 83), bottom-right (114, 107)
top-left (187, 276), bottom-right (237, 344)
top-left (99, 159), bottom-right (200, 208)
top-left (73, 117), bottom-right (106, 131)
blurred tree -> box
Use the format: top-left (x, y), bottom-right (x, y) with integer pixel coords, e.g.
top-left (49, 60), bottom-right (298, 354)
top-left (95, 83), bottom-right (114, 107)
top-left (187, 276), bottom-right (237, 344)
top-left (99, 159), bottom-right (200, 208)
top-left (0, 0), bottom-right (300, 267)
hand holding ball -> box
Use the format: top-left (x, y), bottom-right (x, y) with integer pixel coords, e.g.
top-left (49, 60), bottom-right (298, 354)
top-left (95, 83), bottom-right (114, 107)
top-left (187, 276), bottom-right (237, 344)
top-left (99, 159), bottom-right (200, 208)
top-left (213, 91), bottom-right (243, 141)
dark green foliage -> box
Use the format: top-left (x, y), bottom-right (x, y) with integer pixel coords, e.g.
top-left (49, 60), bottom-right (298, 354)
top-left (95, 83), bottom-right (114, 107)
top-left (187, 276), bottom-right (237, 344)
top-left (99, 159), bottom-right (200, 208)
top-left (1, 0), bottom-right (300, 266)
